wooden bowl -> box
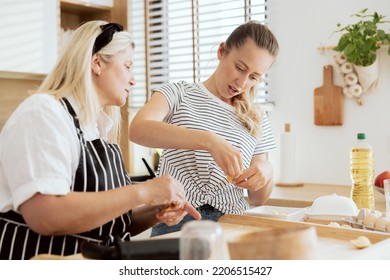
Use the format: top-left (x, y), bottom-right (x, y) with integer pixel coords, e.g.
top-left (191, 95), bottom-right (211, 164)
top-left (228, 226), bottom-right (317, 260)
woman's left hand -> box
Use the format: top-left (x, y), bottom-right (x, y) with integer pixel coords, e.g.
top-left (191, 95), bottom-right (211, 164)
top-left (231, 154), bottom-right (274, 205)
top-left (233, 165), bottom-right (269, 191)
top-left (155, 201), bottom-right (201, 226)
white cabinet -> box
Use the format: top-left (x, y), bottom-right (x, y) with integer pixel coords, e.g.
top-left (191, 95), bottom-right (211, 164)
top-left (0, 0), bottom-right (58, 74)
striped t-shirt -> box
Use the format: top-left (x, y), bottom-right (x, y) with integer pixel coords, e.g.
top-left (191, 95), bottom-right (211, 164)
top-left (155, 81), bottom-right (276, 214)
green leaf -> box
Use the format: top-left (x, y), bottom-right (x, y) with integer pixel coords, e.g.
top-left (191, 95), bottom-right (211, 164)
top-left (332, 8), bottom-right (390, 66)
top-left (343, 44), bottom-right (355, 56)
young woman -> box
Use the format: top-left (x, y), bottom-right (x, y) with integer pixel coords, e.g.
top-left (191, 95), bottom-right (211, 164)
top-left (129, 20), bottom-right (279, 236)
top-left (0, 21), bottom-right (200, 260)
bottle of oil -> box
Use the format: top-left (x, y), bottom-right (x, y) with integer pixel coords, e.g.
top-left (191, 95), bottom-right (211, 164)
top-left (350, 133), bottom-right (375, 209)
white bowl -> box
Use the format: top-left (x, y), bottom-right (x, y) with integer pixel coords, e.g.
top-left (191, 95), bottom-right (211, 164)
top-left (306, 193), bottom-right (358, 219)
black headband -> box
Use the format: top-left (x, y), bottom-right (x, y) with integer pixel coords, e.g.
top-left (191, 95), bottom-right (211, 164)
top-left (92, 23), bottom-right (124, 55)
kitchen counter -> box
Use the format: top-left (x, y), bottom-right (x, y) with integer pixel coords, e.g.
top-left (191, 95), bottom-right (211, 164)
top-left (31, 182), bottom-right (389, 260)
top-left (266, 183), bottom-right (386, 212)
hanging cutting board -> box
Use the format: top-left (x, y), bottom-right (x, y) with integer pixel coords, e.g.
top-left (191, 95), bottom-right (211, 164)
top-left (314, 65), bottom-right (343, 125)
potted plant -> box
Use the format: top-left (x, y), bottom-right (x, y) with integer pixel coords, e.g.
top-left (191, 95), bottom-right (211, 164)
top-left (333, 8), bottom-right (390, 93)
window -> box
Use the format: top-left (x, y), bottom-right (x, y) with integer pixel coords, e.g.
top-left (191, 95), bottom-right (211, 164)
top-left (128, 0), bottom-right (269, 109)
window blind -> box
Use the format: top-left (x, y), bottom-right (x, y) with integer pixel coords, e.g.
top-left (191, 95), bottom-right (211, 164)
top-left (128, 0), bottom-right (269, 109)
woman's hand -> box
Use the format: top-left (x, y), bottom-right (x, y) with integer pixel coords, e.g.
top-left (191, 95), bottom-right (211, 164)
top-left (137, 175), bottom-right (201, 226)
top-left (233, 164), bottom-right (270, 191)
top-left (232, 154), bottom-right (274, 206)
top-left (137, 175), bottom-right (187, 207)
top-left (155, 202), bottom-right (201, 226)
top-left (207, 133), bottom-right (243, 179)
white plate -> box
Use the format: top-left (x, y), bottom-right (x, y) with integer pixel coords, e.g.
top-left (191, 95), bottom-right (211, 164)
top-left (244, 205), bottom-right (307, 221)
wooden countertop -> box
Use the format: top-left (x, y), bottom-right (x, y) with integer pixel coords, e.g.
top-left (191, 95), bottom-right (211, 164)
top-left (32, 182), bottom-right (389, 260)
top-left (266, 183), bottom-right (386, 212)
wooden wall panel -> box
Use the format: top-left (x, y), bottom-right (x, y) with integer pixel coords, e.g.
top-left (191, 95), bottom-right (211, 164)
top-left (0, 77), bottom-right (43, 131)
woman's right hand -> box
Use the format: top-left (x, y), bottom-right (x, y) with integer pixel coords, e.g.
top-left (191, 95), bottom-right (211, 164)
top-left (207, 132), bottom-right (243, 180)
top-left (138, 175), bottom-right (187, 208)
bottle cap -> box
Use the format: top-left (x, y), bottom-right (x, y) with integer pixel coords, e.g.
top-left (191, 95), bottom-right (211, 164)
top-left (357, 133), bottom-right (366, 140)
top-left (284, 123), bottom-right (291, 132)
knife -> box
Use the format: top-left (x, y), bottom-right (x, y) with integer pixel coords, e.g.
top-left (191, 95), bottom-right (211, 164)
top-left (142, 157), bottom-right (156, 178)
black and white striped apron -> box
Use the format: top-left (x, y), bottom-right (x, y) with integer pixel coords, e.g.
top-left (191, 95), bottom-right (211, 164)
top-left (0, 99), bottom-right (132, 259)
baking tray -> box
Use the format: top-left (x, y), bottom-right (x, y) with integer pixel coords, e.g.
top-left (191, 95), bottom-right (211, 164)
top-left (219, 214), bottom-right (390, 259)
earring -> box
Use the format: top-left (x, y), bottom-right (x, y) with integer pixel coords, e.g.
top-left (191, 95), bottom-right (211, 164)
top-left (96, 71), bottom-right (101, 76)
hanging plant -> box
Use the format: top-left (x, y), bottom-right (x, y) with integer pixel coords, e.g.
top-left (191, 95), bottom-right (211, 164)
top-left (333, 8), bottom-right (390, 67)
top-left (332, 9), bottom-right (390, 99)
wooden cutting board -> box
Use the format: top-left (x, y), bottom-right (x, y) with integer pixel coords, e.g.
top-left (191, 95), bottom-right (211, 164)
top-left (314, 65), bottom-right (343, 125)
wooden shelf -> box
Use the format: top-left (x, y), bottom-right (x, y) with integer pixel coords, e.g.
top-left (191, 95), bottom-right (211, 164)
top-left (60, 0), bottom-right (112, 30)
top-left (61, 0), bottom-right (113, 11)
top-left (0, 71), bottom-right (46, 81)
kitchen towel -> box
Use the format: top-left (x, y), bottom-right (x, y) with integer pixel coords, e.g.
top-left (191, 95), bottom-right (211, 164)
top-left (276, 123), bottom-right (303, 186)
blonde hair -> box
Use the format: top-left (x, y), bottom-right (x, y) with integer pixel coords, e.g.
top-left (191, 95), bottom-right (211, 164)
top-left (226, 20), bottom-right (279, 137)
top-left (37, 20), bottom-right (134, 143)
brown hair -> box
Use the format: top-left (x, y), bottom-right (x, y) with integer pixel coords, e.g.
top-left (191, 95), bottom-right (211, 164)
top-left (226, 20), bottom-right (279, 138)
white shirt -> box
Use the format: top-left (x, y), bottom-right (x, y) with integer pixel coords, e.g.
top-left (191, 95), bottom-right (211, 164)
top-left (0, 94), bottom-right (113, 212)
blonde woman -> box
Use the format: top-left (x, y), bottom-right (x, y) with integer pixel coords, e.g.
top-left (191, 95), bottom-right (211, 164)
top-left (0, 21), bottom-right (200, 260)
top-left (129, 20), bottom-right (279, 236)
